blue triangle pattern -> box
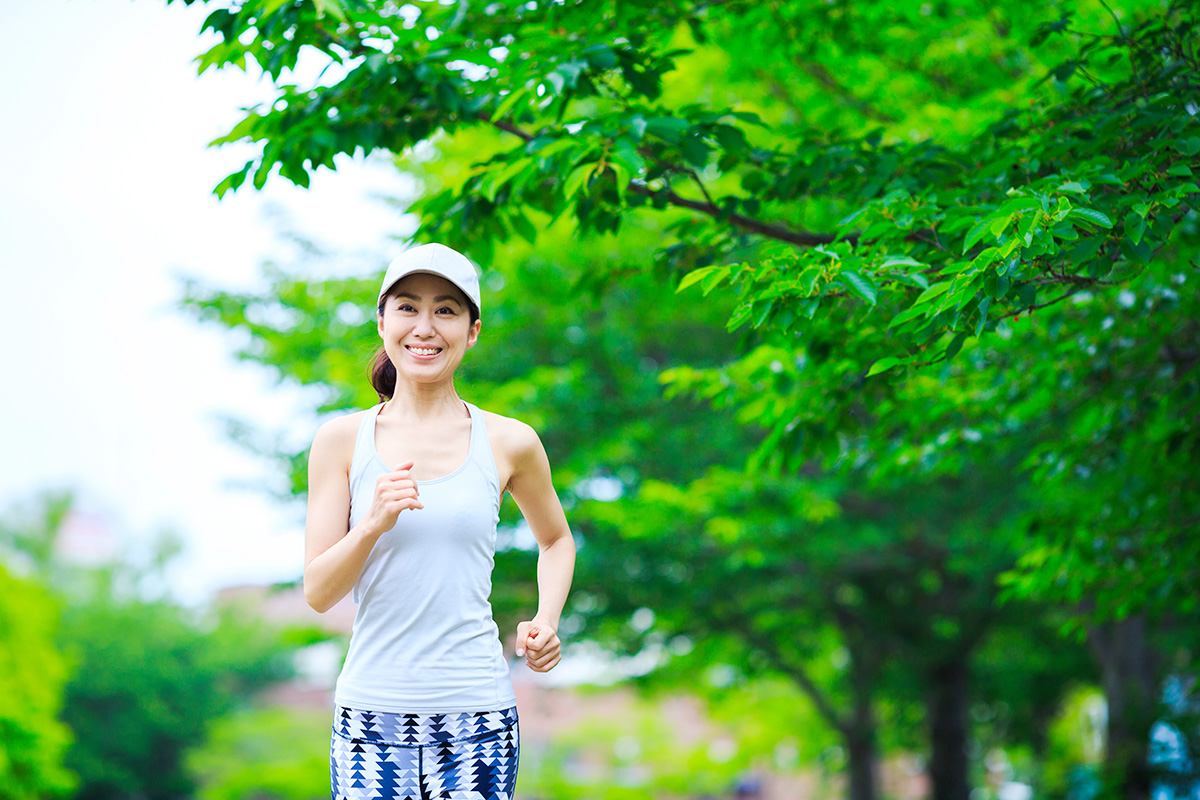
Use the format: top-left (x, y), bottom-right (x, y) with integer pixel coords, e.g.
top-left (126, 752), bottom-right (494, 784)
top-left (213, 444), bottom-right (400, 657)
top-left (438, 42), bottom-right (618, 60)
top-left (331, 705), bottom-right (518, 799)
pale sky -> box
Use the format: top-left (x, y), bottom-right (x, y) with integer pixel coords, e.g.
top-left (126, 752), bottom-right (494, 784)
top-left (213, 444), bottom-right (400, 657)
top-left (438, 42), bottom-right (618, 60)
top-left (0, 0), bottom-right (413, 602)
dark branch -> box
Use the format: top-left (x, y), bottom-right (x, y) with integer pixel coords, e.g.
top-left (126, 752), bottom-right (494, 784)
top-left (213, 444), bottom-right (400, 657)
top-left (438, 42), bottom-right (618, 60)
top-left (480, 111), bottom-right (840, 247)
top-left (628, 182), bottom-right (839, 246)
top-left (738, 625), bottom-right (851, 735)
top-left (796, 62), bottom-right (901, 124)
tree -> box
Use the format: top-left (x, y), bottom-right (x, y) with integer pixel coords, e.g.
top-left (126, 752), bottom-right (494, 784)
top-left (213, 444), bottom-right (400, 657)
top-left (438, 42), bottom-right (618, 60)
top-left (171, 1), bottom-right (1199, 799)
top-left (0, 563), bottom-right (76, 800)
top-left (186, 706), bottom-right (331, 800)
top-left (58, 597), bottom-right (293, 800)
top-left (170, 0), bottom-right (1198, 605)
top-left (0, 492), bottom-right (296, 800)
top-left (183, 213), bottom-right (1095, 800)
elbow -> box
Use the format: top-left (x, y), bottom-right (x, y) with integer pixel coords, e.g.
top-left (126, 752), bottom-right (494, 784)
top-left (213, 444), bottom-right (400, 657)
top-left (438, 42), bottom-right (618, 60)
top-left (306, 591), bottom-right (333, 615)
top-left (303, 571), bottom-right (333, 614)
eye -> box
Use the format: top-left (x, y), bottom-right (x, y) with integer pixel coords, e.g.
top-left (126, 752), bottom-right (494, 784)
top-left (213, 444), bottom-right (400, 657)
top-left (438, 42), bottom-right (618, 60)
top-left (397, 303), bottom-right (416, 312)
top-left (436, 306), bottom-right (458, 315)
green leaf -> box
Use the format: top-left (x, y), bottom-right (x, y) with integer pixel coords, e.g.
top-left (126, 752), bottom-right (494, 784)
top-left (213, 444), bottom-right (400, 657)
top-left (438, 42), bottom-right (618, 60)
top-left (609, 138), bottom-right (645, 176)
top-left (496, 157), bottom-right (531, 190)
top-left (913, 281), bottom-right (952, 306)
top-left (1166, 163), bottom-right (1193, 177)
top-left (751, 298), bottom-right (775, 328)
top-left (1056, 181), bottom-right (1087, 194)
top-left (700, 265), bottom-right (733, 295)
top-left (1016, 283), bottom-right (1037, 307)
top-left (1119, 236), bottom-right (1152, 264)
top-left (214, 160), bottom-right (254, 199)
top-left (1087, 256), bottom-right (1113, 279)
top-left (677, 265), bottom-right (729, 293)
top-left (312, 0), bottom-right (348, 22)
top-left (944, 331), bottom-right (968, 362)
top-left (510, 212), bottom-right (538, 245)
top-left (797, 266), bottom-right (822, 295)
top-left (714, 124), bottom-right (747, 154)
top-left (998, 196), bottom-right (1042, 215)
top-left (581, 43), bottom-right (616, 70)
top-left (725, 302), bottom-right (753, 332)
top-left (491, 87), bottom-right (528, 122)
top-left (209, 112), bottom-right (263, 147)
top-left (974, 297), bottom-right (992, 337)
top-left (1066, 208), bottom-right (1113, 228)
top-left (836, 270), bottom-right (877, 305)
top-left (867, 356), bottom-right (908, 377)
top-left (608, 161), bottom-right (631, 201)
top-left (881, 256), bottom-right (925, 268)
top-left (888, 302), bottom-right (931, 330)
top-left (544, 70), bottom-right (566, 95)
top-left (1123, 211), bottom-right (1145, 245)
top-left (893, 271), bottom-right (930, 290)
top-left (562, 162), bottom-right (595, 200)
top-left (1070, 237), bottom-right (1104, 264)
top-left (645, 117), bottom-right (691, 144)
top-left (1017, 212), bottom-right (1038, 246)
top-left (1174, 137), bottom-right (1200, 156)
top-left (680, 135), bottom-right (711, 168)
top-left (729, 110), bottom-right (765, 126)
top-left (963, 218), bottom-right (993, 253)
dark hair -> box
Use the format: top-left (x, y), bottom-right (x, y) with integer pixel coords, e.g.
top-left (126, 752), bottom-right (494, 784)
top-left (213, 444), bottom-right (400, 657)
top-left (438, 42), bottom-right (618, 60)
top-left (369, 289), bottom-right (480, 401)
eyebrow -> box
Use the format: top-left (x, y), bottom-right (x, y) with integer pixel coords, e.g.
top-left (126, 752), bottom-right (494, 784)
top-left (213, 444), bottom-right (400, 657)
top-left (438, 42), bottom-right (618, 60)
top-left (395, 292), bottom-right (464, 306)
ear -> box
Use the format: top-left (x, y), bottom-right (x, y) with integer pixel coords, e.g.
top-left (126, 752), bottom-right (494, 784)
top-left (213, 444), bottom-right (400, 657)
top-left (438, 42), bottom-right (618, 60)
top-left (377, 309), bottom-right (386, 340)
top-left (466, 319), bottom-right (482, 350)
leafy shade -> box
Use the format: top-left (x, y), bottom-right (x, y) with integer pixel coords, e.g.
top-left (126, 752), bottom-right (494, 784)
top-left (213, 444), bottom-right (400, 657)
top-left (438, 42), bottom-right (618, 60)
top-left (0, 563), bottom-right (76, 800)
top-left (58, 598), bottom-right (293, 800)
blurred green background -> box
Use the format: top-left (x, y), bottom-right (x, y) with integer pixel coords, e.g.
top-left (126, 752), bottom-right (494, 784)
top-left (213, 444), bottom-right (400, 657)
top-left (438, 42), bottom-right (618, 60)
top-left (2, 1), bottom-right (1197, 800)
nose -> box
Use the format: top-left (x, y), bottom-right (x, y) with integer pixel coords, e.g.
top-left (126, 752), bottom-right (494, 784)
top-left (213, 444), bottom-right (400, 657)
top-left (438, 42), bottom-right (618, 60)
top-left (413, 310), bottom-right (436, 337)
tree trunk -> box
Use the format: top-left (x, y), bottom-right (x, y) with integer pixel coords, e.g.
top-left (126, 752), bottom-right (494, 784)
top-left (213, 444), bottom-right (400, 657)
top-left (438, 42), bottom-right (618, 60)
top-left (845, 652), bottom-right (881, 800)
top-left (846, 728), bottom-right (880, 800)
top-left (928, 656), bottom-right (972, 800)
top-left (1089, 613), bottom-right (1157, 800)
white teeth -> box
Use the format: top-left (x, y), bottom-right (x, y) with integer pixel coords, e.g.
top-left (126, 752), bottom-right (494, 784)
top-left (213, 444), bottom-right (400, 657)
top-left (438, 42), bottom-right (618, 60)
top-left (409, 347), bottom-right (440, 355)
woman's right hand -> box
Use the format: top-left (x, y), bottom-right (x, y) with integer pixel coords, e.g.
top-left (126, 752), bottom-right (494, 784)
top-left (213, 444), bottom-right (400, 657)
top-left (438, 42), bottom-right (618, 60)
top-left (361, 460), bottom-right (423, 536)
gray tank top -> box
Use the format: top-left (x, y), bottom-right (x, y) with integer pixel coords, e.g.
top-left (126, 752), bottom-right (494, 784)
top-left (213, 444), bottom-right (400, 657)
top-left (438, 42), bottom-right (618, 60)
top-left (333, 401), bottom-right (517, 713)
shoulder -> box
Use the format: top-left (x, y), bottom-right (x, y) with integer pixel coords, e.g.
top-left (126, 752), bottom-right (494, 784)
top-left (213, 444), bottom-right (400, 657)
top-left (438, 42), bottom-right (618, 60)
top-left (479, 409), bottom-right (543, 461)
top-left (310, 407), bottom-right (373, 467)
top-left (478, 408), bottom-right (554, 496)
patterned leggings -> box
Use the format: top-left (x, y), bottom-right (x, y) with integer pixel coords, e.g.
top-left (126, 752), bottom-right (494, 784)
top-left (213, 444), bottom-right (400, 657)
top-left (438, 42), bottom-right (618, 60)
top-left (330, 705), bottom-right (519, 800)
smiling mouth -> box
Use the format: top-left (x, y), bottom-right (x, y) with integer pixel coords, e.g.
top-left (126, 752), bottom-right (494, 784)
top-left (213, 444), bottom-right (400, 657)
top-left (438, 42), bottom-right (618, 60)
top-left (406, 345), bottom-right (442, 356)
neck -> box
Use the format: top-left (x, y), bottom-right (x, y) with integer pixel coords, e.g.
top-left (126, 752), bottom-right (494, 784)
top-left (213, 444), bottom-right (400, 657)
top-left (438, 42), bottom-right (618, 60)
top-left (383, 381), bottom-right (467, 419)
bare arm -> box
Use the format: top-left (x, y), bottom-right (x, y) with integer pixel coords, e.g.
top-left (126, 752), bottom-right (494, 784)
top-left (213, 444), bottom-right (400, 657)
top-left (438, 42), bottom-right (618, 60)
top-left (507, 424), bottom-right (576, 671)
top-left (303, 418), bottom-right (422, 613)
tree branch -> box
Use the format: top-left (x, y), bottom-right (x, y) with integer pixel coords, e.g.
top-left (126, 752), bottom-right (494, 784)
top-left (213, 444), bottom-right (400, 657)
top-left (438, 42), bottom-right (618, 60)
top-left (796, 61), bottom-right (901, 124)
top-left (628, 182), bottom-right (839, 246)
top-left (737, 624), bottom-right (851, 735)
top-left (479, 111), bottom-right (840, 246)
top-left (994, 286), bottom-right (1080, 322)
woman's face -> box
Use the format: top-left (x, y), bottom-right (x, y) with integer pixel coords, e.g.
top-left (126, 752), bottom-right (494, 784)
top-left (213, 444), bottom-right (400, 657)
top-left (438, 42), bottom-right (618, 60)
top-left (377, 272), bottom-right (481, 386)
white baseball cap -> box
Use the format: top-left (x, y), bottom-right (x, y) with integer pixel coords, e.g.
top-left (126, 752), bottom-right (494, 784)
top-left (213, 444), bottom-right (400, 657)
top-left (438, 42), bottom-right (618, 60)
top-left (377, 243), bottom-right (482, 314)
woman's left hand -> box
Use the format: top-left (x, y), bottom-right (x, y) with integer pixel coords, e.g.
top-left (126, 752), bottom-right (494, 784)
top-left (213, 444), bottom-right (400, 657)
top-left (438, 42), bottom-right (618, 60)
top-left (515, 620), bottom-right (561, 672)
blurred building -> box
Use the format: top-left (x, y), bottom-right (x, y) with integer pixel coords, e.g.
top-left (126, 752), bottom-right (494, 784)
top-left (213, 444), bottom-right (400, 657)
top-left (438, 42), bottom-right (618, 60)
top-left (54, 509), bottom-right (120, 566)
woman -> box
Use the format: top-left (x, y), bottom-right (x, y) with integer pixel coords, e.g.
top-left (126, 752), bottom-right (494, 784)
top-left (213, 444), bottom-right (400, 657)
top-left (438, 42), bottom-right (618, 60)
top-left (304, 242), bottom-right (576, 800)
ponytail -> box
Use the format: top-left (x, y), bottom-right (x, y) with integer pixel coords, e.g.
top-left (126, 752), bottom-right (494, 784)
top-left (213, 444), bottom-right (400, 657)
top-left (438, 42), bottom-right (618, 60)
top-left (370, 345), bottom-right (396, 401)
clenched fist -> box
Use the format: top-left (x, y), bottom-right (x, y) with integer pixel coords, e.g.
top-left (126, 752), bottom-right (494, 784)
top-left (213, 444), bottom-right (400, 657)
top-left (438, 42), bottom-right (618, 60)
top-left (515, 620), bottom-right (561, 672)
top-left (362, 460), bottom-right (423, 536)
